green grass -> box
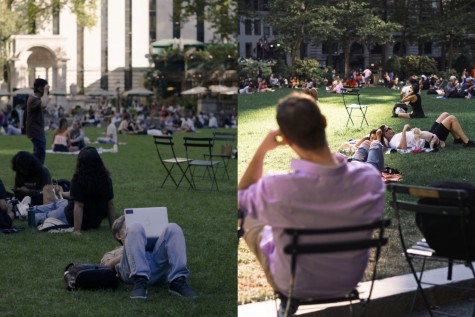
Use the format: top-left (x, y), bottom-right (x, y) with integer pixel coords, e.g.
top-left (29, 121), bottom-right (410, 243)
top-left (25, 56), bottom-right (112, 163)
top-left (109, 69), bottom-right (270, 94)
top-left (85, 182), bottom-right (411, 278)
top-left (238, 86), bottom-right (475, 304)
top-left (0, 128), bottom-right (237, 317)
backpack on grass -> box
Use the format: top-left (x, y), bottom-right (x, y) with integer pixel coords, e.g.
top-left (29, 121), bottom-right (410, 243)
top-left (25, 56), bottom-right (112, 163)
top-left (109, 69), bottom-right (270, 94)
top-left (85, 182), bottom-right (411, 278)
top-left (64, 263), bottom-right (119, 291)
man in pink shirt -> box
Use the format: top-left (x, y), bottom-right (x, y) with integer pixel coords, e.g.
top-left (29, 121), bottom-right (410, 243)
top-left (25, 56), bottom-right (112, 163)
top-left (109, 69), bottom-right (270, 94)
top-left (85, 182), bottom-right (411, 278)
top-left (238, 93), bottom-right (385, 316)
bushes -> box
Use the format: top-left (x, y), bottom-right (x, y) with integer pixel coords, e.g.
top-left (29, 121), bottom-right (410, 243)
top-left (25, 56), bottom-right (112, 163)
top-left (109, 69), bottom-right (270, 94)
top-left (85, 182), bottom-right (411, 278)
top-left (238, 59), bottom-right (273, 80)
top-left (400, 55), bottom-right (438, 79)
top-left (292, 58), bottom-right (326, 82)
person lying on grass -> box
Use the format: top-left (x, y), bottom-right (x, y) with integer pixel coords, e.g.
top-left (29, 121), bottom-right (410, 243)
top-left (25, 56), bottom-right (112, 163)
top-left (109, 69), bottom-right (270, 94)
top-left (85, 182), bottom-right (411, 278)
top-left (100, 216), bottom-right (197, 300)
top-left (238, 92), bottom-right (385, 316)
top-left (21, 147), bottom-right (115, 235)
top-left (382, 112), bottom-right (475, 149)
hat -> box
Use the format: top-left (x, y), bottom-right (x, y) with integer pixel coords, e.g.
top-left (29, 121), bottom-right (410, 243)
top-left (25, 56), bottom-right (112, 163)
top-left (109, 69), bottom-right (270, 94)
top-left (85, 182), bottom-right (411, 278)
top-left (466, 77), bottom-right (472, 82)
top-left (449, 76), bottom-right (456, 81)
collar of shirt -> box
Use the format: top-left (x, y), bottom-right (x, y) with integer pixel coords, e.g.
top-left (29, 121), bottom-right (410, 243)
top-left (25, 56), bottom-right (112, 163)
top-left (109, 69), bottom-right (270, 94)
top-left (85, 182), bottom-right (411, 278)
top-left (290, 153), bottom-right (347, 177)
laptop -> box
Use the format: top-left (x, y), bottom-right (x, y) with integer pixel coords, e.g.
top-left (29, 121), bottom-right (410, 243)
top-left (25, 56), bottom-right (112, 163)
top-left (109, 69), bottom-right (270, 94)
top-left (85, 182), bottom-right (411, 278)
top-left (124, 207), bottom-right (168, 249)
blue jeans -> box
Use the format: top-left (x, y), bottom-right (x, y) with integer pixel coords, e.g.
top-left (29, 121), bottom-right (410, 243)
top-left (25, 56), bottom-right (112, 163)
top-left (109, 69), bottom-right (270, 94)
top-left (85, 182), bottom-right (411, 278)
top-left (352, 143), bottom-right (384, 171)
top-left (32, 199), bottom-right (69, 225)
top-left (97, 137), bottom-right (115, 144)
top-left (31, 134), bottom-right (46, 165)
top-left (118, 223), bottom-right (190, 285)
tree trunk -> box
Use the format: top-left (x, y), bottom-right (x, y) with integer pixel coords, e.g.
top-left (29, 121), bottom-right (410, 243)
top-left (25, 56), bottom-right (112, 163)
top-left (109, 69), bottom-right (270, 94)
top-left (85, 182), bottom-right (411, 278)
top-left (447, 35), bottom-right (454, 69)
top-left (344, 42), bottom-right (350, 78)
top-left (77, 25), bottom-right (84, 95)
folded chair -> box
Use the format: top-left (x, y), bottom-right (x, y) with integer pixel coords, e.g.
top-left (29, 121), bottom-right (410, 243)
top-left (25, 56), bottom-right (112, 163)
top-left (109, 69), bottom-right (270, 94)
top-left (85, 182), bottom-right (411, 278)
top-left (183, 137), bottom-right (220, 191)
top-left (152, 135), bottom-right (191, 189)
top-left (277, 219), bottom-right (391, 317)
top-left (388, 182), bottom-right (475, 317)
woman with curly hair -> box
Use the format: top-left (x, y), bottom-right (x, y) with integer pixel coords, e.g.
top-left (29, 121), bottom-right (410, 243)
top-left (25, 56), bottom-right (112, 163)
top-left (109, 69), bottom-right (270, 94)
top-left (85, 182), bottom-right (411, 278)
top-left (11, 151), bottom-right (52, 205)
top-left (28, 146), bottom-right (115, 234)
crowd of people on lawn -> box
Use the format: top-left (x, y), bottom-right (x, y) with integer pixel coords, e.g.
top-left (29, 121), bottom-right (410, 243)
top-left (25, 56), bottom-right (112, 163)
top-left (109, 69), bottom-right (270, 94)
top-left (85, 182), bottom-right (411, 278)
top-left (0, 78), bottom-right (197, 300)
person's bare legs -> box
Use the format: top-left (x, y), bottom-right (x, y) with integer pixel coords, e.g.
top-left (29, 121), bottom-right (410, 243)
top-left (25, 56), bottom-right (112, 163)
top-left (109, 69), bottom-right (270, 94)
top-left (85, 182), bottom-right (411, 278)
top-left (441, 115), bottom-right (470, 143)
top-left (435, 112), bottom-right (450, 123)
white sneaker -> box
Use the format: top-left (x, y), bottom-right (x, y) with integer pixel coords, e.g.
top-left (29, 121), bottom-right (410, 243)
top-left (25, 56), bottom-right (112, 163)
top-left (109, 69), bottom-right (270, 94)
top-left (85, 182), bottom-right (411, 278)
top-left (17, 202), bottom-right (30, 218)
top-left (112, 144), bottom-right (118, 153)
top-left (16, 196), bottom-right (31, 218)
top-left (21, 196), bottom-right (31, 206)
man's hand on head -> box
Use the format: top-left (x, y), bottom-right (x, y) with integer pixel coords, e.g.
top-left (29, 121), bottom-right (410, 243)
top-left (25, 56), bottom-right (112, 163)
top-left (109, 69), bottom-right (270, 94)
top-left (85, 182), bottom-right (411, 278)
top-left (258, 130), bottom-right (284, 154)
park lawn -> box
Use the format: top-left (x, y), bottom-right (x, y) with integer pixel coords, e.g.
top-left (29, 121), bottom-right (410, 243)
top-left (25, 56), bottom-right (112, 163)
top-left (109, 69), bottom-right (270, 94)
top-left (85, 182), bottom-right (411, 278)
top-left (0, 127), bottom-right (237, 317)
top-left (238, 86), bottom-right (475, 304)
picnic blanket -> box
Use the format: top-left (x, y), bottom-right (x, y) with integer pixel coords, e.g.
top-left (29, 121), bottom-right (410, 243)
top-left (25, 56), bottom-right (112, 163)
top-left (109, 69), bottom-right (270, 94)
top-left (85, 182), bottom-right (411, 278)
top-left (46, 146), bottom-right (118, 155)
top-left (385, 148), bottom-right (436, 154)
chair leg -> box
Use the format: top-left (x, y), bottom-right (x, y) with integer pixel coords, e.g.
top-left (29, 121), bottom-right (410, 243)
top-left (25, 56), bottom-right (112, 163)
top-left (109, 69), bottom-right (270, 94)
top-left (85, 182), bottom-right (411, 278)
top-left (160, 164), bottom-right (179, 188)
top-left (409, 257), bottom-right (435, 317)
top-left (346, 108), bottom-right (355, 126)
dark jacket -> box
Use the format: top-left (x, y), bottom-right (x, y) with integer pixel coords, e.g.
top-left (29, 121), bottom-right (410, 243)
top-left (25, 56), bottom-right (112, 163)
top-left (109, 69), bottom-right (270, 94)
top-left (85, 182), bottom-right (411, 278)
top-left (26, 95), bottom-right (45, 138)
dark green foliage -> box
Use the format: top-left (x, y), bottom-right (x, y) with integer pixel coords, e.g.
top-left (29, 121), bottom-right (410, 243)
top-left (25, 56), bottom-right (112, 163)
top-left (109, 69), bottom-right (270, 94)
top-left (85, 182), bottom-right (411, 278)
top-left (400, 55), bottom-right (438, 79)
top-left (383, 56), bottom-right (402, 78)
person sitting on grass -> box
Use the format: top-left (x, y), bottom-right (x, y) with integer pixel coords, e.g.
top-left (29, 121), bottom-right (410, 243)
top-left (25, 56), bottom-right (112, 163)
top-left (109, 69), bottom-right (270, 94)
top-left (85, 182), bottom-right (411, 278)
top-left (382, 112), bottom-right (475, 149)
top-left (238, 92), bottom-right (385, 316)
top-left (69, 120), bottom-right (86, 150)
top-left (100, 215), bottom-right (197, 300)
top-left (97, 116), bottom-right (117, 144)
top-left (11, 151), bottom-right (52, 206)
top-left (2, 122), bottom-right (21, 135)
top-left (394, 83), bottom-right (425, 119)
top-left (25, 147), bottom-right (116, 235)
top-left (52, 118), bottom-right (77, 152)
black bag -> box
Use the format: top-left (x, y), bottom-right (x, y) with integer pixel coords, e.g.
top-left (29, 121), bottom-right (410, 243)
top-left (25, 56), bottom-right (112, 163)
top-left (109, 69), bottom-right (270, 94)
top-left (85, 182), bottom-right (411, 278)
top-left (392, 103), bottom-right (408, 117)
top-left (415, 181), bottom-right (475, 260)
top-left (64, 263), bottom-right (119, 291)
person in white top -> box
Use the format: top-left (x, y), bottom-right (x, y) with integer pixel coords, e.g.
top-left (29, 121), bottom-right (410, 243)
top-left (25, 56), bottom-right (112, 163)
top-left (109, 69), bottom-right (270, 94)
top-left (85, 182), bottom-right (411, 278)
top-left (363, 67), bottom-right (372, 87)
top-left (208, 113), bottom-right (218, 128)
top-left (97, 116), bottom-right (117, 144)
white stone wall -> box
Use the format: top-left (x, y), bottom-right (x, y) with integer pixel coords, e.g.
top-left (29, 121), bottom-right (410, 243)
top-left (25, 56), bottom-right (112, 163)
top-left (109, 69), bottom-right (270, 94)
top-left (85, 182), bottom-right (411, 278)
top-left (9, 0), bottom-right (218, 94)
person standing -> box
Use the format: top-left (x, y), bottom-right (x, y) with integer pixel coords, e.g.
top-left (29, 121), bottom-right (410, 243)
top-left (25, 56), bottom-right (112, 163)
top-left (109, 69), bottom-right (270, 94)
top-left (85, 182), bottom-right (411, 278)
top-left (26, 78), bottom-right (49, 164)
top-left (363, 67), bottom-right (372, 88)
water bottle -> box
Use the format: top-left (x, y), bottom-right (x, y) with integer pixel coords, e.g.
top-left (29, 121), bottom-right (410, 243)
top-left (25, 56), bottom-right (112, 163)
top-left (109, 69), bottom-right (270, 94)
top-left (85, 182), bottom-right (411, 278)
top-left (27, 206), bottom-right (36, 227)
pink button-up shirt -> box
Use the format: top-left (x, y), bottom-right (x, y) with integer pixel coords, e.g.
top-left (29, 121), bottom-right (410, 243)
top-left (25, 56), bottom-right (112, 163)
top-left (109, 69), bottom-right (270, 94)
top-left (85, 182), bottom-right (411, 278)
top-left (238, 153), bottom-right (385, 299)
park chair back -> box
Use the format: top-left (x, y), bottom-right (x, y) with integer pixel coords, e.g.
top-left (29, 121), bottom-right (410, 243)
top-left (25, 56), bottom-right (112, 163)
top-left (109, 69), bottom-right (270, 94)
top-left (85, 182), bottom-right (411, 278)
top-left (208, 131), bottom-right (237, 179)
top-left (278, 219), bottom-right (390, 317)
top-left (153, 135), bottom-right (190, 189)
top-left (341, 88), bottom-right (368, 127)
top-left (183, 137), bottom-right (220, 191)
top-left (388, 182), bottom-right (475, 317)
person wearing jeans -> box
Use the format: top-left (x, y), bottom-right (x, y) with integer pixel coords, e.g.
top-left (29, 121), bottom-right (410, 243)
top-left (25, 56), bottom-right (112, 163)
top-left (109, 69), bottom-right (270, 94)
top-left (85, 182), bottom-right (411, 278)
top-left (30, 199), bottom-right (69, 225)
top-left (101, 216), bottom-right (197, 300)
top-left (351, 140), bottom-right (384, 172)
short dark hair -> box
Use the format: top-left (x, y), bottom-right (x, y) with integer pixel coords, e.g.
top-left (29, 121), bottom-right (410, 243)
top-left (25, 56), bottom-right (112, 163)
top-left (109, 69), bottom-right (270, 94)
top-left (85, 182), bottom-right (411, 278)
top-left (33, 78), bottom-right (48, 94)
top-left (276, 92), bottom-right (326, 150)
